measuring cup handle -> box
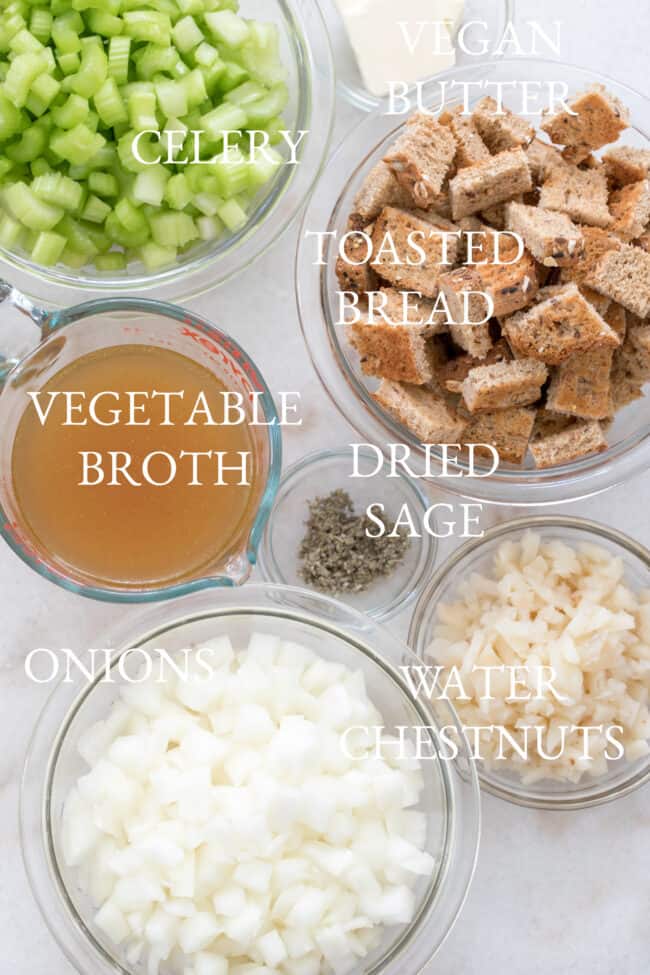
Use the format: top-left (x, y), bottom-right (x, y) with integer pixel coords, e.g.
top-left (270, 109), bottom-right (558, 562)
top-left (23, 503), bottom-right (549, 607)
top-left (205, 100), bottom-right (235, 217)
top-left (0, 279), bottom-right (50, 385)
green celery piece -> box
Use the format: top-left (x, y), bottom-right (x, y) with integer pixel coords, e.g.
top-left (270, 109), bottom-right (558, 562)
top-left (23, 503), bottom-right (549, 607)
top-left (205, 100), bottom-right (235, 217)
top-left (30, 9), bottom-right (53, 45)
top-left (204, 10), bottom-right (249, 47)
top-left (57, 51), bottom-right (80, 76)
top-left (50, 123), bottom-right (106, 165)
top-left (69, 39), bottom-right (108, 98)
top-left (0, 212), bottom-right (23, 247)
top-left (82, 193), bottom-right (111, 223)
top-left (95, 250), bottom-right (126, 271)
top-left (216, 60), bottom-right (248, 94)
top-left (94, 77), bottom-right (128, 127)
top-left (51, 93), bottom-right (89, 129)
top-left (32, 171), bottom-right (84, 210)
top-left (164, 172), bottom-right (192, 210)
top-left (5, 180), bottom-right (63, 230)
top-left (0, 92), bottom-right (23, 140)
top-left (138, 239), bottom-right (176, 269)
top-left (31, 229), bottom-right (66, 265)
top-left (108, 36), bottom-right (130, 85)
top-left (3, 52), bottom-right (48, 107)
top-left (155, 79), bottom-right (188, 120)
top-left (150, 210), bottom-right (197, 247)
top-left (200, 102), bottom-right (246, 142)
top-left (88, 170), bottom-right (118, 197)
top-left (244, 82), bottom-right (288, 128)
top-left (132, 163), bottom-right (169, 206)
top-left (123, 11), bottom-right (171, 46)
top-left (217, 196), bottom-right (247, 231)
top-left (85, 9), bottom-right (124, 38)
top-left (6, 126), bottom-right (48, 163)
top-left (172, 15), bottom-right (203, 54)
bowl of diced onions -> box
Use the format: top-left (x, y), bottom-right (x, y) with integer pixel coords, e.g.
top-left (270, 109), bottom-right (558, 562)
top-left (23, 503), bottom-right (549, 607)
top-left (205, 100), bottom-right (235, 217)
top-left (409, 517), bottom-right (650, 810)
top-left (21, 584), bottom-right (480, 975)
top-left (0, 0), bottom-right (334, 304)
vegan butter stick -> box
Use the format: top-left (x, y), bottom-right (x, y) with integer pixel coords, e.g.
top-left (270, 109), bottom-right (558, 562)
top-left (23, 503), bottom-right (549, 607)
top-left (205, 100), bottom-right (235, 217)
top-left (334, 0), bottom-right (464, 96)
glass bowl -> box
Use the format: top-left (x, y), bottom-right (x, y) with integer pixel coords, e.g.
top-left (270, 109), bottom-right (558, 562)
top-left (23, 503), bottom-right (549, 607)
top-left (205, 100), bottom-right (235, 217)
top-left (408, 516), bottom-right (650, 810)
top-left (319, 0), bottom-right (514, 112)
top-left (0, 0), bottom-right (335, 307)
top-left (258, 447), bottom-right (437, 621)
top-left (296, 60), bottom-right (650, 506)
top-left (21, 584), bottom-right (481, 975)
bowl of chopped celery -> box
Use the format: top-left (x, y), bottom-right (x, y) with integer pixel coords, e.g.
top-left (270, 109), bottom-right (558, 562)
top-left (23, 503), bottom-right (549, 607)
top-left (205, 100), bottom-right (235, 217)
top-left (0, 0), bottom-right (334, 303)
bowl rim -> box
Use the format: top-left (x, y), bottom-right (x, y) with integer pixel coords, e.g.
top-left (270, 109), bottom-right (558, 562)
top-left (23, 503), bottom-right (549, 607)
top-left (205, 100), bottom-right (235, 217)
top-left (295, 57), bottom-right (650, 507)
top-left (407, 514), bottom-right (650, 810)
top-left (0, 0), bottom-right (336, 305)
top-left (257, 445), bottom-right (439, 621)
top-left (20, 583), bottom-right (481, 975)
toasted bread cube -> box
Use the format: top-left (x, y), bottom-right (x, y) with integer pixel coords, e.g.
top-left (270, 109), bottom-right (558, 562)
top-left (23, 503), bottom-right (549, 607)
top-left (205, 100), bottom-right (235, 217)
top-left (505, 201), bottom-right (583, 267)
top-left (371, 207), bottom-right (459, 298)
top-left (532, 410), bottom-right (574, 441)
top-left (559, 226), bottom-right (622, 288)
top-left (436, 339), bottom-right (511, 393)
top-left (609, 179), bottom-right (650, 240)
top-left (449, 148), bottom-right (532, 220)
top-left (347, 321), bottom-right (435, 385)
top-left (541, 85), bottom-right (629, 152)
top-left (604, 146), bottom-right (650, 188)
top-left (480, 196), bottom-right (524, 230)
top-left (503, 283), bottom-right (621, 364)
top-left (462, 406), bottom-right (536, 464)
top-left (383, 114), bottom-right (457, 208)
top-left (336, 226), bottom-right (378, 297)
top-left (442, 108), bottom-right (490, 169)
top-left (352, 161), bottom-right (414, 222)
top-left (635, 231), bottom-right (650, 252)
top-left (539, 165), bottom-right (612, 228)
top-left (472, 97), bottom-right (535, 154)
top-left (461, 358), bottom-right (548, 413)
top-left (526, 139), bottom-right (564, 183)
top-left (546, 347), bottom-right (613, 420)
top-left (375, 287), bottom-right (448, 333)
top-left (438, 265), bottom-right (490, 325)
top-left (586, 243), bottom-right (650, 318)
top-left (530, 421), bottom-right (608, 469)
top-left (613, 317), bottom-right (650, 382)
top-left (604, 301), bottom-right (627, 342)
top-left (441, 240), bottom-right (539, 321)
top-left (373, 380), bottom-right (467, 442)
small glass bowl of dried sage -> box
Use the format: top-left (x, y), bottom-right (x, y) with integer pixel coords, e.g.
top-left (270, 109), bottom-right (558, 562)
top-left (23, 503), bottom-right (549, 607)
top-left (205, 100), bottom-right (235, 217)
top-left (258, 447), bottom-right (437, 621)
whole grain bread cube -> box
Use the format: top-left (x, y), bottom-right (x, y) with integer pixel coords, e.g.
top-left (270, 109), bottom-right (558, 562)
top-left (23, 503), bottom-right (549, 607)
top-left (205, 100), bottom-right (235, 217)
top-left (449, 148), bottom-right (532, 220)
top-left (609, 179), bottom-right (650, 240)
top-left (336, 226), bottom-right (378, 297)
top-left (559, 225), bottom-right (622, 288)
top-left (529, 420), bottom-right (608, 469)
top-left (383, 114), bottom-right (457, 209)
top-left (586, 243), bottom-right (650, 318)
top-left (352, 161), bottom-right (414, 222)
top-left (604, 301), bottom-right (627, 342)
top-left (436, 339), bottom-right (511, 393)
top-left (541, 85), bottom-right (629, 152)
top-left (375, 287), bottom-right (448, 333)
top-left (603, 146), bottom-right (650, 187)
top-left (461, 358), bottom-right (548, 413)
top-left (438, 265), bottom-right (490, 324)
top-left (505, 201), bottom-right (583, 267)
top-left (371, 207), bottom-right (459, 298)
top-left (461, 406), bottom-right (536, 464)
top-left (613, 316), bottom-right (650, 382)
top-left (526, 139), bottom-right (564, 182)
top-left (372, 380), bottom-right (467, 442)
top-left (545, 347), bottom-right (614, 419)
top-left (532, 410), bottom-right (574, 440)
top-left (471, 97), bottom-right (535, 154)
top-left (539, 165), bottom-right (612, 228)
top-left (347, 321), bottom-right (435, 385)
top-left (480, 196), bottom-right (524, 230)
top-left (441, 237), bottom-right (539, 320)
top-left (442, 108), bottom-right (491, 169)
top-left (503, 282), bottom-right (621, 364)
top-left (449, 322), bottom-right (493, 360)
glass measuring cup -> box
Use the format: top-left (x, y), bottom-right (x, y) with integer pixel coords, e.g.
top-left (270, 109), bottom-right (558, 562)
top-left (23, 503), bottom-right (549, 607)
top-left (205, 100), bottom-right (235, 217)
top-left (0, 282), bottom-right (282, 602)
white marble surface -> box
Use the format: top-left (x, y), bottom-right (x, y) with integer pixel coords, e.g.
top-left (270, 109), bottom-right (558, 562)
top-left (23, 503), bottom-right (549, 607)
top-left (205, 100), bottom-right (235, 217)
top-left (1, 1), bottom-right (649, 972)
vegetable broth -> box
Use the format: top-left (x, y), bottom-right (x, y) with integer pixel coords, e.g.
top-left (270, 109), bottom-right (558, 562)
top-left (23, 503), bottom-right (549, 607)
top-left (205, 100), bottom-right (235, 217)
top-left (11, 344), bottom-right (259, 588)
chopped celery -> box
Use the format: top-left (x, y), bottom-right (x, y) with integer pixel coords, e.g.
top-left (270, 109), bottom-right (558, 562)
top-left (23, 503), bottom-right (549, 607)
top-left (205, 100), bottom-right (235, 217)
top-left (5, 181), bottom-right (63, 229)
top-left (217, 196), bottom-right (246, 232)
top-left (172, 15), bottom-right (203, 54)
top-left (0, 0), bottom-right (290, 271)
top-left (88, 170), bottom-right (117, 197)
top-left (82, 192), bottom-right (110, 222)
top-left (32, 171), bottom-right (84, 210)
top-left (31, 229), bottom-right (65, 264)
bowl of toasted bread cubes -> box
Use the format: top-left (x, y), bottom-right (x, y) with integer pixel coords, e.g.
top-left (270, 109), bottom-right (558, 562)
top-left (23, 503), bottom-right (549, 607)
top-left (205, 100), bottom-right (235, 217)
top-left (297, 61), bottom-right (650, 505)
